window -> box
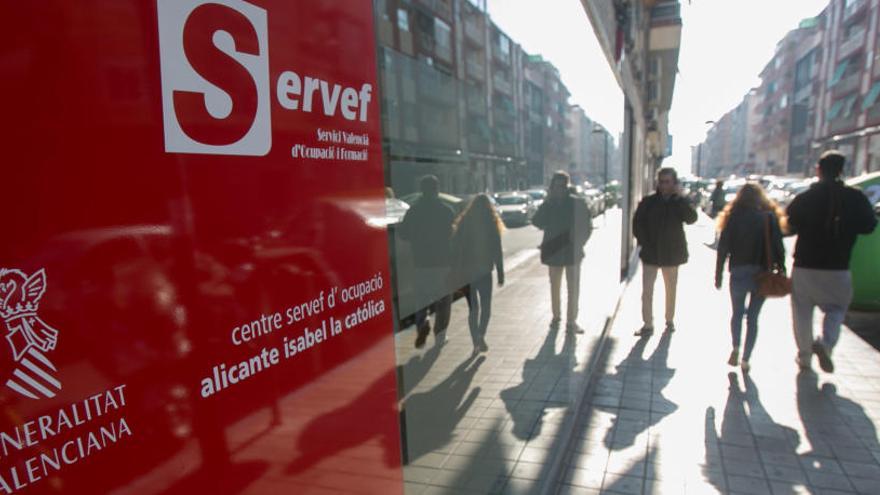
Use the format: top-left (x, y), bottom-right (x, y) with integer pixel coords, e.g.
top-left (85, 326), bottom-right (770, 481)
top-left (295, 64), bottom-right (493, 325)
top-left (780, 95), bottom-right (788, 109)
top-left (397, 9), bottom-right (409, 31)
top-left (767, 81), bottom-right (777, 95)
top-left (377, 0), bottom-right (389, 20)
top-left (434, 18), bottom-right (451, 58)
top-left (794, 50), bottom-right (815, 91)
top-left (546, 116), bottom-right (553, 128)
top-left (499, 34), bottom-right (510, 56)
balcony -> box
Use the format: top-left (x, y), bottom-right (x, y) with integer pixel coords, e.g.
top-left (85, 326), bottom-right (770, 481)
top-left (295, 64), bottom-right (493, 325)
top-left (493, 48), bottom-right (511, 65)
top-left (416, 0), bottom-right (452, 20)
top-left (795, 83), bottom-right (813, 102)
top-left (844, 0), bottom-right (867, 20)
top-left (650, 1), bottom-right (681, 26)
top-left (435, 43), bottom-right (452, 63)
top-left (466, 58), bottom-right (485, 81)
top-left (829, 113), bottom-right (858, 133)
top-left (464, 19), bottom-right (483, 44)
top-left (492, 73), bottom-right (512, 94)
top-left (838, 28), bottom-right (866, 60)
top-left (832, 72), bottom-right (861, 99)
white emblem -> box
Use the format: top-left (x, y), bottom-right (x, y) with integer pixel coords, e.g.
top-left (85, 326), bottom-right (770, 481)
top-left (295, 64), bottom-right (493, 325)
top-left (0, 269), bottom-right (61, 399)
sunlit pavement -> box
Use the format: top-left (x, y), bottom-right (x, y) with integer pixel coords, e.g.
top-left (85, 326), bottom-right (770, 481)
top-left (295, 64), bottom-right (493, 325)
top-left (396, 209), bottom-right (623, 494)
top-left (556, 214), bottom-right (880, 495)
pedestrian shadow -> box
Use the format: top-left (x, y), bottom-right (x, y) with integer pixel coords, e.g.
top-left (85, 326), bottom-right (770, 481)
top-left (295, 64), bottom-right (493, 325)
top-left (500, 322), bottom-right (578, 441)
top-left (598, 330), bottom-right (677, 451)
top-left (396, 338), bottom-right (444, 398)
top-left (797, 370), bottom-right (880, 471)
top-left (285, 367), bottom-right (401, 474)
top-left (704, 372), bottom-right (802, 495)
top-left (399, 354), bottom-right (486, 463)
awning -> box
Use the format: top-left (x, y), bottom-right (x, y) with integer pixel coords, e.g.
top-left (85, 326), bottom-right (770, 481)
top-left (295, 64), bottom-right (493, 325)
top-left (863, 81), bottom-right (880, 110)
top-left (828, 99), bottom-right (845, 120)
top-left (828, 58), bottom-right (850, 88)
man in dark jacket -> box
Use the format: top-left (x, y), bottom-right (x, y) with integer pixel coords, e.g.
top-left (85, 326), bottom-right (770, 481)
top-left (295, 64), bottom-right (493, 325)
top-left (399, 175), bottom-right (455, 348)
top-left (532, 171), bottom-right (592, 332)
top-left (787, 150), bottom-right (877, 372)
top-left (633, 167), bottom-right (698, 335)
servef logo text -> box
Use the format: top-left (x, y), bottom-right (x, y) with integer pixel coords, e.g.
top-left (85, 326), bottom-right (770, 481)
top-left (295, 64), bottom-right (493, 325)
top-left (157, 0), bottom-right (271, 156)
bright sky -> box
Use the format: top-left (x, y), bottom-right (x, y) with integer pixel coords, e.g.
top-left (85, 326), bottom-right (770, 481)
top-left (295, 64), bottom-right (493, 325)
top-left (488, 0), bottom-right (830, 173)
top-left (488, 0), bottom-right (624, 139)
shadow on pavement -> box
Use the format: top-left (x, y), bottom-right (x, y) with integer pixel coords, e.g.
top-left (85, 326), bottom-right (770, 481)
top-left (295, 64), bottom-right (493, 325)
top-left (500, 322), bottom-right (578, 441)
top-left (399, 354), bottom-right (485, 462)
top-left (704, 372), bottom-right (803, 495)
top-left (599, 330), bottom-right (677, 451)
top-left (285, 367), bottom-right (401, 474)
top-left (797, 370), bottom-right (880, 487)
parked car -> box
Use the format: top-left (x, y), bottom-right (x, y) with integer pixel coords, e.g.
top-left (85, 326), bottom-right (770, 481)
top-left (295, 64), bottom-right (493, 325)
top-left (494, 192), bottom-right (536, 226)
top-left (400, 191), bottom-right (465, 213)
top-left (582, 188), bottom-right (606, 217)
top-left (524, 189), bottom-right (547, 209)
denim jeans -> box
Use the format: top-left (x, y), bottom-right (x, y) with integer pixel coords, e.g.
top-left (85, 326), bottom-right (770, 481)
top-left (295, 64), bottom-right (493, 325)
top-left (466, 272), bottom-right (494, 345)
top-left (729, 265), bottom-right (766, 361)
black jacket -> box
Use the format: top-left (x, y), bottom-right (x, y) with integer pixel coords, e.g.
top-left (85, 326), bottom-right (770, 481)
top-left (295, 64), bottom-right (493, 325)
top-left (786, 180), bottom-right (877, 270)
top-left (633, 193), bottom-right (698, 266)
top-left (532, 194), bottom-right (592, 266)
top-left (399, 196), bottom-right (455, 267)
top-left (716, 209), bottom-right (785, 281)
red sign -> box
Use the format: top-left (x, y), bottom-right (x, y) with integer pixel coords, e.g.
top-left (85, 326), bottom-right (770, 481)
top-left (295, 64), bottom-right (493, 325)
top-left (1, 1), bottom-right (402, 493)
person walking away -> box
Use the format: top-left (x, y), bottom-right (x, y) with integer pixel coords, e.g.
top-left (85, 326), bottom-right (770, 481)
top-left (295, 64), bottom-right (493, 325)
top-left (787, 150), bottom-right (877, 372)
top-left (715, 183), bottom-right (786, 373)
top-left (633, 167), bottom-right (698, 336)
top-left (532, 171), bottom-right (593, 332)
top-left (710, 180), bottom-right (727, 218)
top-left (399, 175), bottom-right (455, 348)
top-left (451, 194), bottom-right (505, 354)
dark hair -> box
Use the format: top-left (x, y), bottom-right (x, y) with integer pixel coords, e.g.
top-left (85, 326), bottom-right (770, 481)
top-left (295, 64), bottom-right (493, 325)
top-left (716, 182), bottom-right (788, 233)
top-left (419, 175), bottom-right (439, 196)
top-left (657, 167), bottom-right (678, 183)
top-left (453, 193), bottom-right (504, 236)
top-left (818, 150), bottom-right (845, 179)
top-left (551, 170), bottom-right (570, 186)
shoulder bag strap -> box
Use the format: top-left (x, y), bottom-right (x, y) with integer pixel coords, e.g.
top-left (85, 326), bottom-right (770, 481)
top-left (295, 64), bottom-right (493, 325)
top-left (763, 213), bottom-right (773, 271)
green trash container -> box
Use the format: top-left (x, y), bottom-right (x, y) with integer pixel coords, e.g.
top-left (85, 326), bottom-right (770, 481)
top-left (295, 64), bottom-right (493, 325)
top-left (847, 172), bottom-right (880, 310)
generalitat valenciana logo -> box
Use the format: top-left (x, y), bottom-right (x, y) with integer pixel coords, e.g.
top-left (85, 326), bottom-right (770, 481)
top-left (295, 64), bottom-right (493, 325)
top-left (0, 269), bottom-right (61, 399)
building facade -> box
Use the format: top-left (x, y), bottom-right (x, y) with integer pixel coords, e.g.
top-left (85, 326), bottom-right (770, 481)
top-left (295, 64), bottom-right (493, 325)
top-left (697, 0), bottom-right (880, 179)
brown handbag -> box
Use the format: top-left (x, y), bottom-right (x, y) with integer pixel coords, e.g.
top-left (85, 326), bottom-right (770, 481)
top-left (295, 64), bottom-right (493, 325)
top-left (755, 213), bottom-right (791, 297)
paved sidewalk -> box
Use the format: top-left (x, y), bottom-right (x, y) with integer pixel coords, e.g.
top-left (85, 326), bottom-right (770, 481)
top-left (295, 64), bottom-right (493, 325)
top-left (556, 215), bottom-right (880, 494)
top-left (396, 210), bottom-right (623, 494)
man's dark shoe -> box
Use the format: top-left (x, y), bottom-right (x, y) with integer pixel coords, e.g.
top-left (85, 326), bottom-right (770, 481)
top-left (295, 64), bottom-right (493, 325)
top-left (415, 322), bottom-right (431, 349)
top-left (665, 322), bottom-right (676, 333)
top-left (812, 341), bottom-right (834, 373)
top-left (635, 326), bottom-right (654, 337)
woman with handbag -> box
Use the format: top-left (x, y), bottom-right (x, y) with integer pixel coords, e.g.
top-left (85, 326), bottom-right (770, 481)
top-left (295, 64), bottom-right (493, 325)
top-left (451, 193), bottom-right (505, 354)
top-left (715, 183), bottom-right (787, 372)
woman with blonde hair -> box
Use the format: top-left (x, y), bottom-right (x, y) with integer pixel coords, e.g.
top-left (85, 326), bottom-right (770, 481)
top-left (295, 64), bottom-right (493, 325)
top-left (714, 182), bottom-right (786, 372)
top-left (452, 193), bottom-right (505, 353)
